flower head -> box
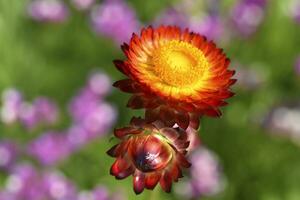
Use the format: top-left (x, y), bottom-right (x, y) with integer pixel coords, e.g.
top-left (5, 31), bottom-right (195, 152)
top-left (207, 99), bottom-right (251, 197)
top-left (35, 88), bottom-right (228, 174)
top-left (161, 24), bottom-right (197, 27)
top-left (107, 117), bottom-right (191, 194)
top-left (114, 26), bottom-right (235, 129)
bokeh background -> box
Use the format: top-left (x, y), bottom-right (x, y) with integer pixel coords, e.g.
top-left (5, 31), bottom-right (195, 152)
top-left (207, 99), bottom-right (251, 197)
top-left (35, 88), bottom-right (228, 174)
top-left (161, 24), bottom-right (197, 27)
top-left (0, 0), bottom-right (300, 199)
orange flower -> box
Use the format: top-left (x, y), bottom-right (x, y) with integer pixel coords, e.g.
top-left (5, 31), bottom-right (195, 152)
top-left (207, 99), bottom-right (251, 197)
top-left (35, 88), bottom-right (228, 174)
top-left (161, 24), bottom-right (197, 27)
top-left (107, 117), bottom-right (192, 194)
top-left (113, 26), bottom-right (236, 129)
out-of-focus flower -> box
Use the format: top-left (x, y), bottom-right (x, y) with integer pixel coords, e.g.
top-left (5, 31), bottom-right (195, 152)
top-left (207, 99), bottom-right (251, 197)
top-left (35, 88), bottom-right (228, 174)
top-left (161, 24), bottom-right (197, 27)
top-left (263, 103), bottom-right (300, 141)
top-left (28, 0), bottom-right (69, 23)
top-left (107, 117), bottom-right (191, 194)
top-left (5, 164), bottom-right (44, 200)
top-left (231, 0), bottom-right (267, 37)
top-left (90, 0), bottom-right (140, 44)
top-left (28, 132), bottom-right (73, 166)
top-left (72, 0), bottom-right (95, 10)
top-left (155, 8), bottom-right (189, 29)
top-left (189, 14), bottom-right (224, 41)
top-left (175, 148), bottom-right (224, 198)
top-left (287, 0), bottom-right (300, 24)
top-left (33, 97), bottom-right (59, 125)
top-left (0, 88), bottom-right (23, 124)
top-left (295, 56), bottom-right (300, 75)
top-left (42, 171), bottom-right (78, 200)
top-left (113, 26), bottom-right (235, 129)
top-left (0, 141), bottom-right (18, 170)
top-left (69, 72), bottom-right (116, 142)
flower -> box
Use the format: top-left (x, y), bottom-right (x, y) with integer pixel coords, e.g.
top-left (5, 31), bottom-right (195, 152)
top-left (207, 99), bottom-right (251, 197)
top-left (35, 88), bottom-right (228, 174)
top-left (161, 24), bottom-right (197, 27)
top-left (72, 0), bottom-right (95, 10)
top-left (0, 141), bottom-right (18, 170)
top-left (0, 88), bottom-right (23, 124)
top-left (113, 26), bottom-right (236, 129)
top-left (90, 0), bottom-right (140, 45)
top-left (175, 147), bottom-right (224, 198)
top-left (28, 132), bottom-right (73, 166)
top-left (107, 117), bottom-right (191, 194)
top-left (28, 0), bottom-right (69, 23)
top-left (230, 0), bottom-right (267, 37)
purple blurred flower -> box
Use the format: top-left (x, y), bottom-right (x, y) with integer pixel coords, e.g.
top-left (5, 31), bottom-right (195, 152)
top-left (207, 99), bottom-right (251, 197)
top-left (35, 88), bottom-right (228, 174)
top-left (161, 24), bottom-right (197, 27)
top-left (33, 97), bottom-right (59, 124)
top-left (234, 65), bottom-right (265, 90)
top-left (0, 141), bottom-right (18, 170)
top-left (155, 8), bottom-right (189, 29)
top-left (18, 97), bottom-right (58, 129)
top-left (42, 171), bottom-right (78, 200)
top-left (295, 56), bottom-right (300, 75)
top-left (231, 0), bottom-right (267, 37)
top-left (91, 0), bottom-right (140, 44)
top-left (28, 132), bottom-right (73, 166)
top-left (175, 148), bottom-right (224, 198)
top-left (72, 0), bottom-right (95, 10)
top-left (88, 73), bottom-right (112, 96)
top-left (0, 88), bottom-right (23, 124)
top-left (28, 0), bottom-right (69, 23)
top-left (69, 72), bottom-right (116, 141)
top-left (189, 14), bottom-right (224, 41)
top-left (5, 164), bottom-right (45, 200)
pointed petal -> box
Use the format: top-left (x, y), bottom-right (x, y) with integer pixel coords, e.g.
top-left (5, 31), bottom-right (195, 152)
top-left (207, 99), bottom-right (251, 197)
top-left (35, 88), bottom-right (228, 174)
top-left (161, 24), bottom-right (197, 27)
top-left (110, 158), bottom-right (130, 177)
top-left (176, 153), bottom-right (191, 168)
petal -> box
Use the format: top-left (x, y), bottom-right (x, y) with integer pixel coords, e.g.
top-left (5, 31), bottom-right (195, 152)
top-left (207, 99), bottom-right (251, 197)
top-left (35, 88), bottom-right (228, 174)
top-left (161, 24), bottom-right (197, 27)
top-left (110, 158), bottom-right (130, 177)
top-left (133, 171), bottom-right (145, 194)
top-left (145, 173), bottom-right (161, 190)
top-left (114, 127), bottom-right (140, 138)
top-left (159, 171), bottom-right (172, 193)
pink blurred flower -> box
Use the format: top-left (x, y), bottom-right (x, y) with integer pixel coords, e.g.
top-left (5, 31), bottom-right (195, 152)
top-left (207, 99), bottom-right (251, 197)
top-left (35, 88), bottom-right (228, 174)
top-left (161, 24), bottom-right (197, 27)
top-left (91, 0), bottom-right (140, 44)
top-left (295, 56), bottom-right (300, 75)
top-left (28, 0), bottom-right (69, 23)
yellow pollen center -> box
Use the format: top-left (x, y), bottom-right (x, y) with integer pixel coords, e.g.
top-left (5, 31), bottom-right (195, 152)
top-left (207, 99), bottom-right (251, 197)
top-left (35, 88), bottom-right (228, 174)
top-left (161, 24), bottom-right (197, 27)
top-left (152, 40), bottom-right (208, 87)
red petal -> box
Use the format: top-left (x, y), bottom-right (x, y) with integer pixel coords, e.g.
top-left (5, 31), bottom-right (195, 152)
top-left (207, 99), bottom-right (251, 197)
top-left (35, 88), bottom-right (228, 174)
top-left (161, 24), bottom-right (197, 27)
top-left (160, 127), bottom-right (179, 141)
top-left (106, 144), bottom-right (119, 157)
top-left (159, 171), bottom-right (172, 193)
top-left (114, 127), bottom-right (140, 138)
top-left (145, 173), bottom-right (161, 190)
top-left (116, 166), bottom-right (134, 180)
top-left (110, 158), bottom-right (130, 177)
top-left (176, 153), bottom-right (191, 168)
top-left (133, 171), bottom-right (145, 194)
top-left (113, 79), bottom-right (139, 93)
top-left (113, 60), bottom-right (130, 76)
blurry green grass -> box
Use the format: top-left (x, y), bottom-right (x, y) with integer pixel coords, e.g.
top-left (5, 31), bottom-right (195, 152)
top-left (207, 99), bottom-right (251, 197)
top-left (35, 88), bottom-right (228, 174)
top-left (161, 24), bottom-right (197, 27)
top-left (0, 0), bottom-right (300, 200)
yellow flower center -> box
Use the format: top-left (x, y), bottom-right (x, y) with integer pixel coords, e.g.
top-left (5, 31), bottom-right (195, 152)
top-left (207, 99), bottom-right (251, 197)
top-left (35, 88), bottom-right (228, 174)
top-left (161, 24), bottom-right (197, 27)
top-left (152, 40), bottom-right (209, 88)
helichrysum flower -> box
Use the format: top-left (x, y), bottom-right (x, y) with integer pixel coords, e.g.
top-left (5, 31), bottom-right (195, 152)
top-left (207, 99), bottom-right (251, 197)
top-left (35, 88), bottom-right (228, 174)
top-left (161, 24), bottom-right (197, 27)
top-left (107, 117), bottom-right (191, 194)
top-left (113, 25), bottom-right (236, 129)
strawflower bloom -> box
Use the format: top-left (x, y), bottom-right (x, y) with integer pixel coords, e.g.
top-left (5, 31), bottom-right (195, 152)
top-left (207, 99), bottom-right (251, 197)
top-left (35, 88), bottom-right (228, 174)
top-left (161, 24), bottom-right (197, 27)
top-left (107, 117), bottom-right (191, 194)
top-left (113, 25), bottom-right (236, 129)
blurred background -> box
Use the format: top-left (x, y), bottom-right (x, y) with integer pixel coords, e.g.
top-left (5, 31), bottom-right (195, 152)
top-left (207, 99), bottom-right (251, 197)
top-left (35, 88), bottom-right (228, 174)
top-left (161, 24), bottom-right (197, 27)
top-left (0, 0), bottom-right (300, 199)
